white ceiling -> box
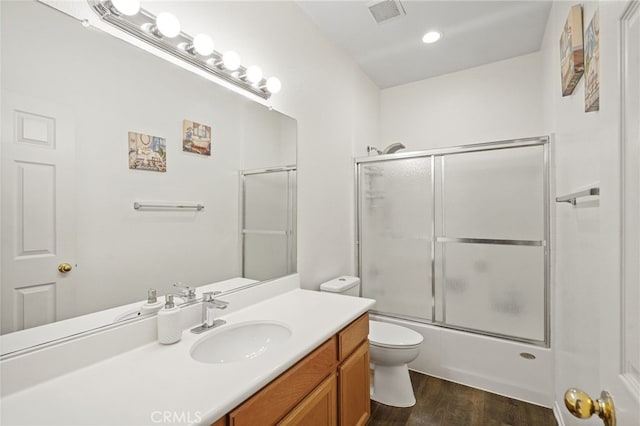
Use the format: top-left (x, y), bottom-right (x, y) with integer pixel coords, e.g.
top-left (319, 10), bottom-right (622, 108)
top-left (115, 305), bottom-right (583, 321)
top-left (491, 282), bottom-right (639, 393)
top-left (297, 1), bottom-right (552, 88)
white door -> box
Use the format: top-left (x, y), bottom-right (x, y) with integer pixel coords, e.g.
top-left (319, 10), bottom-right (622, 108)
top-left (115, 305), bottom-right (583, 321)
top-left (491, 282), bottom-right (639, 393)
top-left (1, 91), bottom-right (77, 334)
top-left (610, 1), bottom-right (640, 423)
top-left (561, 3), bottom-right (639, 424)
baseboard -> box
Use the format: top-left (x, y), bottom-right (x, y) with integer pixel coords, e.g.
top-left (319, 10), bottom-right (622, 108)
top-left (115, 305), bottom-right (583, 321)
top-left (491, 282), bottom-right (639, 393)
top-left (553, 401), bottom-right (566, 426)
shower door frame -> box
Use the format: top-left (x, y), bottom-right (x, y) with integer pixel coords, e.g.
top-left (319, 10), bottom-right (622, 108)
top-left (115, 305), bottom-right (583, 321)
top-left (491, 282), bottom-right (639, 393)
top-left (354, 136), bottom-right (551, 347)
top-left (240, 165), bottom-right (297, 279)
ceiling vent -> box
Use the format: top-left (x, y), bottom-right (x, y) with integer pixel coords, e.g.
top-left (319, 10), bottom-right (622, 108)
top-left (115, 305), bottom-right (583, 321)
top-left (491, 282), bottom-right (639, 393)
top-left (368, 0), bottom-right (406, 24)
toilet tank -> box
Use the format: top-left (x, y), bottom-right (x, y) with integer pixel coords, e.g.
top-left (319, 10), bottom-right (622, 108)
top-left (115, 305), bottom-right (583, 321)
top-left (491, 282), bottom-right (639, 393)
top-left (320, 276), bottom-right (361, 297)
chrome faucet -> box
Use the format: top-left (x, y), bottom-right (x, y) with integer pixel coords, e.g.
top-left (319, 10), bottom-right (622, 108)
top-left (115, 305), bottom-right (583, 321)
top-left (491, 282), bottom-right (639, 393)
top-left (190, 292), bottom-right (228, 334)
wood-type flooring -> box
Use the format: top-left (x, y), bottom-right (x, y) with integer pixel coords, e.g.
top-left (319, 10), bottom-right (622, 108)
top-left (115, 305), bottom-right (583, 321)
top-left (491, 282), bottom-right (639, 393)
top-left (368, 371), bottom-right (556, 426)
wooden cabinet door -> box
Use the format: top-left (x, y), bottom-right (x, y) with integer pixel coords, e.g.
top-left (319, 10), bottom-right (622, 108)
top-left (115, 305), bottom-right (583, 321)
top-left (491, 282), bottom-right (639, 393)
top-left (210, 417), bottom-right (227, 426)
top-left (278, 374), bottom-right (337, 426)
top-left (338, 341), bottom-right (370, 426)
top-left (229, 337), bottom-right (337, 426)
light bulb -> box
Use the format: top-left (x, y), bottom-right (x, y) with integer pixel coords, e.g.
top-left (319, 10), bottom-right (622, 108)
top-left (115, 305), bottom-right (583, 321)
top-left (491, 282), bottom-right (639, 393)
top-left (222, 51), bottom-right (241, 71)
top-left (193, 34), bottom-right (214, 56)
top-left (265, 77), bottom-right (281, 94)
top-left (245, 65), bottom-right (263, 84)
top-left (156, 12), bottom-right (180, 38)
top-left (110, 0), bottom-right (140, 16)
top-left (422, 31), bottom-right (442, 44)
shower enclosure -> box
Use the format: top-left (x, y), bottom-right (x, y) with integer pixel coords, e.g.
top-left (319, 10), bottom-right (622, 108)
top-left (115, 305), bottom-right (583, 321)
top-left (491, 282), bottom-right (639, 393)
top-left (241, 166), bottom-right (297, 282)
top-left (356, 137), bottom-right (549, 345)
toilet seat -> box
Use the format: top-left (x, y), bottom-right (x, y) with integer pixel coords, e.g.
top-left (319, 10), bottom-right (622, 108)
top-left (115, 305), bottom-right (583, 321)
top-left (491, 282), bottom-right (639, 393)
top-left (369, 321), bottom-right (423, 349)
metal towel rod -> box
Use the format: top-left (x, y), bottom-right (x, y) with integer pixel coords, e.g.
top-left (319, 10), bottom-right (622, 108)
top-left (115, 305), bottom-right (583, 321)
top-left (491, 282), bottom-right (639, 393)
top-left (133, 202), bottom-right (204, 211)
top-left (556, 187), bottom-right (600, 206)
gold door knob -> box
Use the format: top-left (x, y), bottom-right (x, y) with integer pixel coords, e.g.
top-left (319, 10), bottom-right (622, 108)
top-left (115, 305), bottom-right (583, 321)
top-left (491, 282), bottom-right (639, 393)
top-left (564, 388), bottom-right (616, 426)
top-left (58, 263), bottom-right (73, 273)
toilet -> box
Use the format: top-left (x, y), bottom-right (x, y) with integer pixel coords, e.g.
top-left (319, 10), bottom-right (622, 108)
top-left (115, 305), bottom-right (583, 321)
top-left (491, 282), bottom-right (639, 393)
top-left (320, 276), bottom-right (424, 407)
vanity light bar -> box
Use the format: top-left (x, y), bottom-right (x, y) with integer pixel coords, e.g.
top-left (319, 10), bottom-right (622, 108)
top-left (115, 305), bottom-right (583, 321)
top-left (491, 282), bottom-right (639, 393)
top-left (87, 0), bottom-right (279, 99)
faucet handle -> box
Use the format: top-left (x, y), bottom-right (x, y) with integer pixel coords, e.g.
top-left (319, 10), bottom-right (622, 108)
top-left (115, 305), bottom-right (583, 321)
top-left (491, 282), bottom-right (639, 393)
top-left (147, 288), bottom-right (158, 304)
top-left (173, 282), bottom-right (196, 299)
top-left (202, 292), bottom-right (228, 308)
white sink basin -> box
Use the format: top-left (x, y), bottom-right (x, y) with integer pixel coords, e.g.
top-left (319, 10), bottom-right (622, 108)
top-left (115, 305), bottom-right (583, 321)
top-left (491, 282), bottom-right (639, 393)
top-left (190, 321), bottom-right (292, 364)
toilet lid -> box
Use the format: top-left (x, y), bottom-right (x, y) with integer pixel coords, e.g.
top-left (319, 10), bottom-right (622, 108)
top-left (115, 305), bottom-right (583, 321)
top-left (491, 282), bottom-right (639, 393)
top-left (368, 321), bottom-right (423, 348)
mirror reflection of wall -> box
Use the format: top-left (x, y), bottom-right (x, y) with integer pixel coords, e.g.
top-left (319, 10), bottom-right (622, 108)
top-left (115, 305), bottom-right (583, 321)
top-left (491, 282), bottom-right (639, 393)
top-left (0, 1), bottom-right (296, 339)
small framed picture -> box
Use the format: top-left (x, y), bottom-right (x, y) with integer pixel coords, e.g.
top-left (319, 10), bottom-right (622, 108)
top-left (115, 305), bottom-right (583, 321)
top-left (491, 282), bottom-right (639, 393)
top-left (584, 10), bottom-right (600, 112)
top-left (182, 120), bottom-right (212, 156)
top-left (559, 5), bottom-right (584, 96)
top-left (128, 131), bottom-right (166, 172)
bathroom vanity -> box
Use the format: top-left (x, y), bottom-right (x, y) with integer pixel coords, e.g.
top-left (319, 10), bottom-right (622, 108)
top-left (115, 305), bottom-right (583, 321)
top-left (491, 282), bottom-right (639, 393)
top-left (216, 313), bottom-right (370, 426)
top-left (0, 276), bottom-right (375, 426)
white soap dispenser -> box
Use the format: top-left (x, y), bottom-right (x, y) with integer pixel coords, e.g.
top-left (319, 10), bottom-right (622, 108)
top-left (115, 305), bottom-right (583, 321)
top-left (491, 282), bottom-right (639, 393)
top-left (140, 289), bottom-right (164, 315)
top-left (157, 294), bottom-right (182, 345)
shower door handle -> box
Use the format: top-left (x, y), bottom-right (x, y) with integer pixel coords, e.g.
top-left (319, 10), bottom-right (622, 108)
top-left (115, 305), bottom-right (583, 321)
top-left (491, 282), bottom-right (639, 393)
top-left (564, 388), bottom-right (616, 426)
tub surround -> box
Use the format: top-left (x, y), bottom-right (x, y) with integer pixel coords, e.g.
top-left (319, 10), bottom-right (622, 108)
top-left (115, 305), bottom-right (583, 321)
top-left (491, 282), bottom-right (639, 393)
top-left (371, 314), bottom-right (553, 407)
top-left (0, 277), bottom-right (374, 425)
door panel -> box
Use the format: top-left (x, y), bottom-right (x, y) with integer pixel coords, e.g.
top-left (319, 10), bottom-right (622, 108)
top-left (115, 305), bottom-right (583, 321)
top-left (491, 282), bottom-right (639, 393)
top-left (359, 157), bottom-right (433, 320)
top-left (440, 243), bottom-right (545, 341)
top-left (442, 146), bottom-right (545, 241)
top-left (1, 91), bottom-right (76, 334)
top-left (241, 168), bottom-right (296, 281)
top-left (609, 1), bottom-right (640, 422)
top-left (16, 161), bottom-right (56, 256)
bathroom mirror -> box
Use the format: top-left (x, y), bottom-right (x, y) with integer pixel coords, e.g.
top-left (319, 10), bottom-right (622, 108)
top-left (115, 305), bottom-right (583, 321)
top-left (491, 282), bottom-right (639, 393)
top-left (0, 0), bottom-right (297, 354)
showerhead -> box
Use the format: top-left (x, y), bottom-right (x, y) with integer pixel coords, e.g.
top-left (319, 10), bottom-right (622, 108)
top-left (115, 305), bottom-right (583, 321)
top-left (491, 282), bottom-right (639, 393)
top-left (381, 142), bottom-right (406, 154)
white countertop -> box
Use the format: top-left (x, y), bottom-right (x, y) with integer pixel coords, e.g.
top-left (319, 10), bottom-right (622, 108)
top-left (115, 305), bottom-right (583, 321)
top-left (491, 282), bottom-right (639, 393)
top-left (0, 289), bottom-right (374, 426)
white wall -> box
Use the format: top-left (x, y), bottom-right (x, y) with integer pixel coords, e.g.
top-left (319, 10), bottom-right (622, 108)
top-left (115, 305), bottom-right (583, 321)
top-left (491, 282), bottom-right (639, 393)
top-left (539, 2), bottom-right (628, 424)
top-left (375, 51), bottom-right (545, 155)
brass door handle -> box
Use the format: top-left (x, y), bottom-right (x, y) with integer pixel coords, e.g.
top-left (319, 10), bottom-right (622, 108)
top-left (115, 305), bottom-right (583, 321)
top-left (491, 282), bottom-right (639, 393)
top-left (564, 388), bottom-right (616, 426)
top-left (58, 263), bottom-right (73, 273)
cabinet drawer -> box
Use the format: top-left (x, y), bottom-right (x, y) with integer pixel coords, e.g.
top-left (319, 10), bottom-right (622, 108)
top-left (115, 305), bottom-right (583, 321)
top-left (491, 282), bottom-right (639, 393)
top-left (229, 336), bottom-right (338, 426)
top-left (338, 313), bottom-right (369, 361)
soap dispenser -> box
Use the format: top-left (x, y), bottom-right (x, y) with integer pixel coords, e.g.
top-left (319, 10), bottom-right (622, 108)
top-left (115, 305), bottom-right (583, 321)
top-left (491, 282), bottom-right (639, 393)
top-left (157, 294), bottom-right (182, 345)
top-left (140, 289), bottom-right (164, 315)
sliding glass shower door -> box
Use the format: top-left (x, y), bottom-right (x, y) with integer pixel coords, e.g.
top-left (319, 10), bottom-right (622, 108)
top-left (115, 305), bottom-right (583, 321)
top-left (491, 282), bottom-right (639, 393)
top-left (435, 146), bottom-right (547, 342)
top-left (357, 138), bottom-right (549, 345)
top-left (359, 157), bottom-right (434, 320)
top-left (241, 167), bottom-right (296, 281)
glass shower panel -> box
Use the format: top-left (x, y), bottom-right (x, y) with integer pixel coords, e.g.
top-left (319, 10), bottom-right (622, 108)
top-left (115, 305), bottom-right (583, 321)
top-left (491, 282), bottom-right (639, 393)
top-left (244, 172), bottom-right (289, 231)
top-left (243, 234), bottom-right (288, 281)
top-left (242, 169), bottom-right (295, 281)
top-left (359, 157), bottom-right (433, 320)
top-left (441, 243), bottom-right (545, 341)
top-left (442, 146), bottom-right (544, 241)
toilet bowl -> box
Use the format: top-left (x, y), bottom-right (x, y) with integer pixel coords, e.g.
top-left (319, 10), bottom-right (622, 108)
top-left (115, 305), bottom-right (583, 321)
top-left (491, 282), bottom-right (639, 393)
top-left (319, 276), bottom-right (423, 408)
top-left (368, 320), bottom-right (423, 407)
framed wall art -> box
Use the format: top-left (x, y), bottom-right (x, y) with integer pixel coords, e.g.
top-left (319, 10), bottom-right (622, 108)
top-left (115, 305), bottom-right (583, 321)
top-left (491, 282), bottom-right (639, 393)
top-left (584, 10), bottom-right (600, 112)
top-left (128, 131), bottom-right (167, 172)
top-left (182, 119), bottom-right (212, 156)
top-left (560, 5), bottom-right (584, 96)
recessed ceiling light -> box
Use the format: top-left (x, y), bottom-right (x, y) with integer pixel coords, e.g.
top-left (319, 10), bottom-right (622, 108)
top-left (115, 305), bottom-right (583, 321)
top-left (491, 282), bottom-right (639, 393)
top-left (422, 31), bottom-right (442, 44)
